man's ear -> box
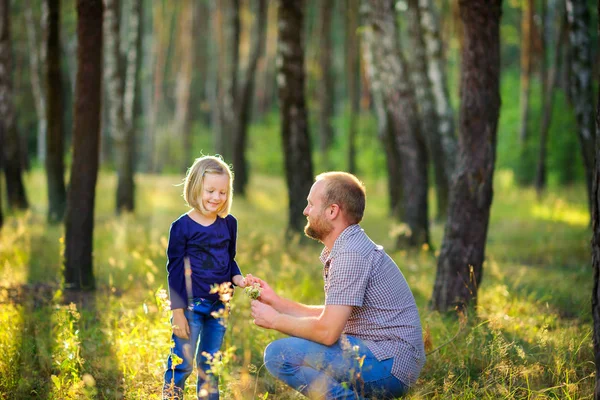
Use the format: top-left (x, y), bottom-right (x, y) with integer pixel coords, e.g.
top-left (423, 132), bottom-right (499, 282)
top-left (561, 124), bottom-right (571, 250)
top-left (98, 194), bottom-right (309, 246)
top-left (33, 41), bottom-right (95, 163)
top-left (328, 204), bottom-right (341, 220)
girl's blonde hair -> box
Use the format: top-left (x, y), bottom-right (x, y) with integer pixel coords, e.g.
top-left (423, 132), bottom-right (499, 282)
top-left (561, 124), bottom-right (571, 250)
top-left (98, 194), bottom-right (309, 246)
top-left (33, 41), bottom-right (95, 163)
top-left (183, 155), bottom-right (233, 217)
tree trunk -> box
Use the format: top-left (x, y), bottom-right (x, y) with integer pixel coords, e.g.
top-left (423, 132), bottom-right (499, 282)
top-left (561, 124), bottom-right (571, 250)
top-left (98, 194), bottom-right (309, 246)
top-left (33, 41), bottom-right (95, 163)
top-left (0, 0), bottom-right (29, 210)
top-left (430, 0), bottom-right (502, 312)
top-left (317, 0), bottom-right (334, 159)
top-left (122, 0), bottom-right (141, 191)
top-left (46, 0), bottom-right (67, 223)
top-left (105, 0), bottom-right (133, 213)
top-left (64, 0), bottom-right (104, 291)
top-left (362, 0), bottom-right (430, 249)
top-left (519, 0), bottom-right (534, 144)
top-left (407, 0), bottom-right (450, 222)
top-left (361, 18), bottom-right (402, 218)
top-left (346, 0), bottom-right (359, 174)
top-left (419, 0), bottom-right (457, 180)
top-left (592, 2), bottom-right (600, 395)
top-left (233, 0), bottom-right (267, 196)
top-left (214, 0), bottom-right (240, 162)
top-left (536, 1), bottom-right (565, 195)
top-left (565, 0), bottom-right (595, 219)
top-left (175, 0), bottom-right (194, 172)
top-left (24, 0), bottom-right (48, 165)
top-left (277, 0), bottom-right (314, 237)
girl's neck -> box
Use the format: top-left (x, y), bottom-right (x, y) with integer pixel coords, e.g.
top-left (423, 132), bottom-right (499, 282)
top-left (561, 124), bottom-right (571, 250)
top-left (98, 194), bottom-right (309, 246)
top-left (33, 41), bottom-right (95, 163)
top-left (188, 209), bottom-right (217, 226)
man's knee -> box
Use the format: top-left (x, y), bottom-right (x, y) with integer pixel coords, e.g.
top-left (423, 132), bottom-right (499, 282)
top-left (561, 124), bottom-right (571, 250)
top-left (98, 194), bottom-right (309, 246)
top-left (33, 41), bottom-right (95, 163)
top-left (264, 337), bottom-right (305, 375)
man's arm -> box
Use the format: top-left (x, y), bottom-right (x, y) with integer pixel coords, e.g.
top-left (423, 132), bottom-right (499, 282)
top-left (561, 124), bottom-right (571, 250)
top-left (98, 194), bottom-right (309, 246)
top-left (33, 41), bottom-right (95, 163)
top-left (245, 275), bottom-right (323, 318)
top-left (251, 301), bottom-right (352, 346)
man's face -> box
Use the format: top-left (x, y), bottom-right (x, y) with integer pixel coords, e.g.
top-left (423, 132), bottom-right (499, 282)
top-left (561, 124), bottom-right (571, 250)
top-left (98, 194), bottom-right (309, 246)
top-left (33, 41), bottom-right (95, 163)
top-left (303, 181), bottom-right (333, 242)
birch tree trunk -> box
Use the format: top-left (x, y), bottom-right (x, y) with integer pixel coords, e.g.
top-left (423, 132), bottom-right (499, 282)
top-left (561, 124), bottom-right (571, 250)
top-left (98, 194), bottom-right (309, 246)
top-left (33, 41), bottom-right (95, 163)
top-left (419, 0), bottom-right (456, 178)
top-left (0, 0), bottom-right (29, 210)
top-left (277, 0), bottom-right (314, 237)
top-left (362, 0), bottom-right (430, 249)
top-left (64, 0), bottom-right (104, 291)
top-left (46, 0), bottom-right (66, 222)
top-left (407, 0), bottom-right (450, 222)
top-left (361, 19), bottom-right (402, 218)
top-left (233, 0), bottom-right (267, 196)
top-left (565, 0), bottom-right (595, 218)
top-left (431, 0), bottom-right (502, 312)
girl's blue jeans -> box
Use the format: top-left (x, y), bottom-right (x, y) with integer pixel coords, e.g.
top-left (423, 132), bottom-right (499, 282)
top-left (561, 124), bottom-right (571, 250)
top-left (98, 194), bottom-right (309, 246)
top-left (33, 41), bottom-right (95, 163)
top-left (163, 299), bottom-right (226, 400)
top-left (264, 336), bottom-right (408, 399)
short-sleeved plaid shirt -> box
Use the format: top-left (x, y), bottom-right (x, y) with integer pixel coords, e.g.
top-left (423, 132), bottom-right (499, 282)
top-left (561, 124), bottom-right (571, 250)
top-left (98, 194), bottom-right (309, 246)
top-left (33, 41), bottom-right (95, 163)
top-left (320, 224), bottom-right (425, 387)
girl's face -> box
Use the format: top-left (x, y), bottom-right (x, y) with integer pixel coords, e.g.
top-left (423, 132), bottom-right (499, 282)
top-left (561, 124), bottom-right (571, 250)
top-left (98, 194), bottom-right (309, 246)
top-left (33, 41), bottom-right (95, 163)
top-left (201, 173), bottom-right (229, 216)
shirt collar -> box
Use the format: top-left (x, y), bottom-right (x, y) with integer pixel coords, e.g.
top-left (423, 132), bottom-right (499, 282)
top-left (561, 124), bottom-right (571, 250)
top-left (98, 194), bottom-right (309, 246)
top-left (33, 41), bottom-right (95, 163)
top-left (319, 224), bottom-right (362, 266)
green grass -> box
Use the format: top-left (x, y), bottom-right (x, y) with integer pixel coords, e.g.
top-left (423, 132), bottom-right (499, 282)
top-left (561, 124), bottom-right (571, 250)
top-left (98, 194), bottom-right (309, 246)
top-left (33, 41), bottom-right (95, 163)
top-left (0, 169), bottom-right (594, 399)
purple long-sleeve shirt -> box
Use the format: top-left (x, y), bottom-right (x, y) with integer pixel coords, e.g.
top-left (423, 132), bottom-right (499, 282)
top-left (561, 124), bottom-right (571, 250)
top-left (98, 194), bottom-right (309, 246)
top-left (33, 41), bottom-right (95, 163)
top-left (166, 213), bottom-right (242, 309)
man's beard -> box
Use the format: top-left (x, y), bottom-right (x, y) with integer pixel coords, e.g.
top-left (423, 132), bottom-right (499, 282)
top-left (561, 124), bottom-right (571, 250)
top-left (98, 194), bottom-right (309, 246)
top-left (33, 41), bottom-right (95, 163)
top-left (304, 214), bottom-right (333, 242)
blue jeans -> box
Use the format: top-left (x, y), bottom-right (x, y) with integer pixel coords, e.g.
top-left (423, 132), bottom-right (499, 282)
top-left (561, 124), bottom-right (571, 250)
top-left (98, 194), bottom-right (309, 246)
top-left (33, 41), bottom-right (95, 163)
top-left (163, 299), bottom-right (226, 399)
top-left (264, 336), bottom-right (408, 399)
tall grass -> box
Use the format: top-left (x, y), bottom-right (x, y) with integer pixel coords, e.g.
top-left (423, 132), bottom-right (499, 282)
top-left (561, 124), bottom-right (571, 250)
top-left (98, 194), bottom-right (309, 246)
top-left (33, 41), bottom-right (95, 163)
top-left (0, 169), bottom-right (594, 399)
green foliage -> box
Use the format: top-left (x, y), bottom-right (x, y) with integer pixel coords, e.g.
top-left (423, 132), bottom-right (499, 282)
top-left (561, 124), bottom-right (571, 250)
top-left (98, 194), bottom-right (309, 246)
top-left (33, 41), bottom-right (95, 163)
top-left (0, 170), bottom-right (594, 399)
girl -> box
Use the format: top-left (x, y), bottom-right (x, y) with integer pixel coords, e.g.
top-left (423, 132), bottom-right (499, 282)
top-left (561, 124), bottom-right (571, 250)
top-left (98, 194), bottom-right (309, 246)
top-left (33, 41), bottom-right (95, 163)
top-left (163, 156), bottom-right (246, 399)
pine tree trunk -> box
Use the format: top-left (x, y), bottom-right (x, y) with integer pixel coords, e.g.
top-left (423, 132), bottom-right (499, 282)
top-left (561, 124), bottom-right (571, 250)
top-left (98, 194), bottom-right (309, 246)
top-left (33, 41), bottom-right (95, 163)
top-left (0, 0), bottom-right (29, 210)
top-left (592, 1), bottom-right (600, 393)
top-left (536, 2), bottom-right (565, 195)
top-left (214, 0), bottom-right (239, 162)
top-left (362, 0), bottom-right (430, 249)
top-left (24, 0), bottom-right (48, 165)
top-left (64, 0), bottom-right (103, 291)
top-left (317, 0), bottom-right (334, 158)
top-left (430, 0), bottom-right (502, 312)
top-left (233, 0), bottom-right (267, 196)
top-left (519, 0), bottom-right (534, 144)
top-left (175, 0), bottom-right (194, 173)
top-left (46, 0), bottom-right (66, 223)
top-left (407, 0), bottom-right (450, 222)
top-left (346, 0), bottom-right (359, 174)
top-left (277, 0), bottom-right (314, 237)
top-left (105, 0), bottom-right (134, 213)
top-left (565, 0), bottom-right (595, 219)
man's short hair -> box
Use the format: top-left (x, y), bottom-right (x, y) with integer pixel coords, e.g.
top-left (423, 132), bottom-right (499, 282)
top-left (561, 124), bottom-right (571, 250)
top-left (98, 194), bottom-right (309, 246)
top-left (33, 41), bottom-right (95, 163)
top-left (315, 172), bottom-right (366, 225)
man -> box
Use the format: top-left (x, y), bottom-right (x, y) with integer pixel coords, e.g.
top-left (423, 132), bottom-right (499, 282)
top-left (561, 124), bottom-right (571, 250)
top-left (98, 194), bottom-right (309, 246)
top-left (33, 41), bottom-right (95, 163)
top-left (249, 172), bottom-right (425, 399)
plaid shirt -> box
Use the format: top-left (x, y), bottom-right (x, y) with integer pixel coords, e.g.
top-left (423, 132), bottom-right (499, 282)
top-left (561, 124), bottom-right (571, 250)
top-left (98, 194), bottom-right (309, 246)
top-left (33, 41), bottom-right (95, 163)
top-left (320, 224), bottom-right (425, 387)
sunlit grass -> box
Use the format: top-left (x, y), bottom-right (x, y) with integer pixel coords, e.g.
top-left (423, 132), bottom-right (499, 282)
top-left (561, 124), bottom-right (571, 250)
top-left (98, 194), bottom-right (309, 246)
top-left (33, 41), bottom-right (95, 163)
top-left (0, 169), bottom-right (595, 399)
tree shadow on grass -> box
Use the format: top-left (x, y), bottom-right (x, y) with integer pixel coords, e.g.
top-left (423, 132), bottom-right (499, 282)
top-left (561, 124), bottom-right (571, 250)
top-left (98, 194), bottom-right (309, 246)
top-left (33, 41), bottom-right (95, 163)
top-left (7, 225), bottom-right (61, 399)
top-left (11, 225), bottom-right (124, 398)
top-left (64, 289), bottom-right (125, 399)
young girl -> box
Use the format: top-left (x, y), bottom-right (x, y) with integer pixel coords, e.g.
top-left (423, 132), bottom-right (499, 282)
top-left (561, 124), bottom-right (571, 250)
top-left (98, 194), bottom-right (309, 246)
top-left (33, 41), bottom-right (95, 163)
top-left (163, 155), bottom-right (246, 399)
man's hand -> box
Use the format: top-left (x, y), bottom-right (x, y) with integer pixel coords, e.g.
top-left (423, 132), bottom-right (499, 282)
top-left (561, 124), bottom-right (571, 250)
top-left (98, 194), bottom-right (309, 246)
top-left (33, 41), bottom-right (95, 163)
top-left (251, 300), bottom-right (280, 329)
top-left (245, 275), bottom-right (279, 306)
top-left (172, 309), bottom-right (190, 340)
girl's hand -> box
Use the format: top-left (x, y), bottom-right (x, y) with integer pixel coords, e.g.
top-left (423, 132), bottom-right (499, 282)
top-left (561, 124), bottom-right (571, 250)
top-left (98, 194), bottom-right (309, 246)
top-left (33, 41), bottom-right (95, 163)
top-left (232, 274), bottom-right (247, 288)
top-left (172, 309), bottom-right (190, 340)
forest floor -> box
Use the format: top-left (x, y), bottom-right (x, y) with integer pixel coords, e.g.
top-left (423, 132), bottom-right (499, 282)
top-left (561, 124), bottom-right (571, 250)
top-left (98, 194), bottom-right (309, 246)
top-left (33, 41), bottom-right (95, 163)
top-left (0, 170), bottom-right (594, 399)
